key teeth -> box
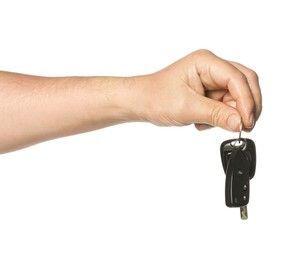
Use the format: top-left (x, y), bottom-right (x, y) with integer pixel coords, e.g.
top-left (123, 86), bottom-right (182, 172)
top-left (240, 206), bottom-right (248, 220)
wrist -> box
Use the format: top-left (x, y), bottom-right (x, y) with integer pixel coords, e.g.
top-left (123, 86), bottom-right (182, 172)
top-left (121, 74), bottom-right (156, 124)
top-left (96, 76), bottom-right (149, 125)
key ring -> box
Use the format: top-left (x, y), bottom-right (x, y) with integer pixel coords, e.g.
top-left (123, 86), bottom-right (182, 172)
top-left (232, 118), bottom-right (244, 148)
top-left (238, 118), bottom-right (243, 142)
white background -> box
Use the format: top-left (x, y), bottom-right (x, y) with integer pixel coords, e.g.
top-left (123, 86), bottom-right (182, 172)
top-left (0, 0), bottom-right (306, 259)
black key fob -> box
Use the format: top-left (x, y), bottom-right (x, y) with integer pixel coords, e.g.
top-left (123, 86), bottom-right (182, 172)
top-left (225, 149), bottom-right (250, 207)
top-left (220, 138), bottom-right (256, 179)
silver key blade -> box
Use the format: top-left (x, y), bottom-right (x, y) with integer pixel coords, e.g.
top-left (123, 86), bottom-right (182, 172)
top-left (240, 206), bottom-right (248, 220)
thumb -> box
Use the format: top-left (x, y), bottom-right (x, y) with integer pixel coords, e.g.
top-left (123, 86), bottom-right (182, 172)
top-left (191, 95), bottom-right (241, 132)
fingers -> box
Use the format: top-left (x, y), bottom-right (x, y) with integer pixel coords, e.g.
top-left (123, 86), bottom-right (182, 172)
top-left (190, 93), bottom-right (241, 131)
top-left (229, 61), bottom-right (262, 121)
top-left (194, 124), bottom-right (214, 131)
top-left (192, 50), bottom-right (259, 130)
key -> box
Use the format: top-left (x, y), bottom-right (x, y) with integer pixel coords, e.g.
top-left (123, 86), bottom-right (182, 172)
top-left (220, 127), bottom-right (256, 220)
top-left (225, 147), bottom-right (251, 219)
top-left (220, 138), bottom-right (256, 179)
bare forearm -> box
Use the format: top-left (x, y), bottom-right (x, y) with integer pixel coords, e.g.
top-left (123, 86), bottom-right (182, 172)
top-left (0, 50), bottom-right (262, 154)
top-left (0, 71), bottom-right (139, 153)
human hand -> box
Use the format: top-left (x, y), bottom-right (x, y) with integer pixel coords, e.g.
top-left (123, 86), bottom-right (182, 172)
top-left (131, 49), bottom-right (262, 132)
top-left (0, 50), bottom-right (261, 153)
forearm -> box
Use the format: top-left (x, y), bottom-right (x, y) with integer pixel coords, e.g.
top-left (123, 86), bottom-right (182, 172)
top-left (0, 71), bottom-right (141, 153)
top-left (0, 50), bottom-right (262, 154)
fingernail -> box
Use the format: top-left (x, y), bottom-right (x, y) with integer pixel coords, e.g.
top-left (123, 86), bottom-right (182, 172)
top-left (246, 113), bottom-right (255, 129)
top-left (227, 101), bottom-right (237, 108)
top-left (227, 114), bottom-right (240, 131)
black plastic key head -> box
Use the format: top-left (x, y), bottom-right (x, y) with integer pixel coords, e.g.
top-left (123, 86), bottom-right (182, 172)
top-left (220, 138), bottom-right (256, 179)
top-left (225, 149), bottom-right (250, 207)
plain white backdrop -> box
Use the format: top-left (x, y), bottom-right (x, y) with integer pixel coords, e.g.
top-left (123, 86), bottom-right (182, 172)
top-left (1, 0), bottom-right (306, 259)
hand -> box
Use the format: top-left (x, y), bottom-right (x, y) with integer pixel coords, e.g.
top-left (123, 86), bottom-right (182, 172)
top-left (0, 50), bottom-right (262, 153)
top-left (132, 49), bottom-right (262, 132)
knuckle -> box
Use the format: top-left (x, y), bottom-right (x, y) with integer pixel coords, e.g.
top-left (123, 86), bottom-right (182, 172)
top-left (231, 71), bottom-right (248, 86)
top-left (246, 69), bottom-right (259, 82)
top-left (190, 49), bottom-right (214, 59)
top-left (210, 104), bottom-right (223, 126)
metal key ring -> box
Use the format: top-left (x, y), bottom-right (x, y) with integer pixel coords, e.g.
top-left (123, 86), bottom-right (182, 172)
top-left (231, 119), bottom-right (244, 148)
top-left (238, 118), bottom-right (243, 142)
top-left (231, 138), bottom-right (247, 149)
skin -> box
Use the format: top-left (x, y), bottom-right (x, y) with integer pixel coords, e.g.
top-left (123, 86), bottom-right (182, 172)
top-left (0, 50), bottom-right (262, 154)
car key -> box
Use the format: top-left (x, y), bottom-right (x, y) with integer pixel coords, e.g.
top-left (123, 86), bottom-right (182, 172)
top-left (220, 122), bottom-right (256, 220)
top-left (225, 147), bottom-right (251, 219)
top-left (220, 138), bottom-right (256, 179)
